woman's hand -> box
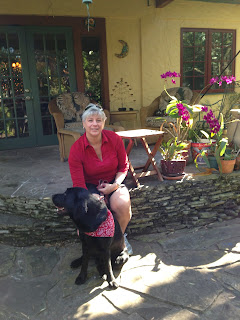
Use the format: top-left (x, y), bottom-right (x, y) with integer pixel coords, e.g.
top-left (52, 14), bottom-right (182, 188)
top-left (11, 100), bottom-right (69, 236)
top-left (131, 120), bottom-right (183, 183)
top-left (97, 182), bottom-right (118, 195)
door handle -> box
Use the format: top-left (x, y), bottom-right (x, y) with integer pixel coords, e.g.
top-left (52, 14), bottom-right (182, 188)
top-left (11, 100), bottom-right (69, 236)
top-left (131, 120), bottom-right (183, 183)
top-left (23, 96), bottom-right (33, 101)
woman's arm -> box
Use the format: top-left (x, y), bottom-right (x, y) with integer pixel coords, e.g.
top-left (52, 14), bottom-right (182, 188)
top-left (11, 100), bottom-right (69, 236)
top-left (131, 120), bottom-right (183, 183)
top-left (68, 142), bottom-right (87, 188)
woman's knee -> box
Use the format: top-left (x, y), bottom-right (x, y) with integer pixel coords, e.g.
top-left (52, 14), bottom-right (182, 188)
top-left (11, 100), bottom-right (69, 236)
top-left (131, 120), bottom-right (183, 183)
top-left (110, 187), bottom-right (131, 214)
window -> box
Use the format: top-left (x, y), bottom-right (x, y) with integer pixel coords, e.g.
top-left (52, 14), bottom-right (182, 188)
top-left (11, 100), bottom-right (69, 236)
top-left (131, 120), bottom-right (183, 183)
top-left (181, 28), bottom-right (236, 92)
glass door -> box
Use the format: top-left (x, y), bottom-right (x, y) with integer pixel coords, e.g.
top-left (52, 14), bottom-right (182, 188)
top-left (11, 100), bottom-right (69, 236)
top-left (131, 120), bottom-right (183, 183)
top-left (0, 28), bottom-right (37, 150)
top-left (0, 26), bottom-right (76, 150)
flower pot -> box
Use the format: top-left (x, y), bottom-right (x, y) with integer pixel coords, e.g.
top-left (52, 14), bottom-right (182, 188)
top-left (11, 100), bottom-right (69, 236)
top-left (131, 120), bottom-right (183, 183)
top-left (161, 159), bottom-right (186, 177)
top-left (191, 139), bottom-right (213, 165)
top-left (208, 155), bottom-right (218, 170)
top-left (220, 158), bottom-right (236, 174)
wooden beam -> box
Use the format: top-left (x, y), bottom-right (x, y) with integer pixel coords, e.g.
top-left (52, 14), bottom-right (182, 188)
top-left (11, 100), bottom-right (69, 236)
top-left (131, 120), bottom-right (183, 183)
top-left (156, 0), bottom-right (174, 8)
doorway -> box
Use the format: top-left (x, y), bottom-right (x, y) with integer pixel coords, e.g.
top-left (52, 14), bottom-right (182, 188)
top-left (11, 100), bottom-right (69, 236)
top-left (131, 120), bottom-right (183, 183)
top-left (0, 26), bottom-right (76, 150)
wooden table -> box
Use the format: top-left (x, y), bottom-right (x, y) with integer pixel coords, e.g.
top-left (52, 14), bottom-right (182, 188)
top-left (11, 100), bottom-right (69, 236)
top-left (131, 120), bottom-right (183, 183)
top-left (117, 129), bottom-right (165, 187)
top-left (110, 111), bottom-right (138, 129)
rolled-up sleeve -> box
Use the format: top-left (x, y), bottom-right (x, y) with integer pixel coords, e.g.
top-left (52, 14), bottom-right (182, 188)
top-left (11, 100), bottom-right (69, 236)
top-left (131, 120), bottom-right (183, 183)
top-left (116, 136), bottom-right (129, 175)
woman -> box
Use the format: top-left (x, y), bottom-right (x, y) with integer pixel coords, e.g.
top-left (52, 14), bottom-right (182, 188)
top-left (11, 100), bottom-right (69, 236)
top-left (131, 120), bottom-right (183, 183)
top-left (68, 103), bottom-right (132, 254)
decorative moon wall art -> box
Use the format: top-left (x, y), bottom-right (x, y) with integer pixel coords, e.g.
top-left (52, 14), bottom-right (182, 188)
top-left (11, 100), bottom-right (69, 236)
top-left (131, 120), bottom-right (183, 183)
top-left (115, 40), bottom-right (129, 58)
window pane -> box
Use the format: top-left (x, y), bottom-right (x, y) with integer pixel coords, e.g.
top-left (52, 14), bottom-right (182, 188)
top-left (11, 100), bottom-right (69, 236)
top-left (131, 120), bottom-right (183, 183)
top-left (40, 98), bottom-right (50, 116)
top-left (18, 118), bottom-right (29, 137)
top-left (0, 120), bottom-right (5, 137)
top-left (183, 32), bottom-right (194, 46)
top-left (223, 33), bottom-right (233, 46)
top-left (60, 76), bottom-right (70, 92)
top-left (183, 63), bottom-right (193, 76)
top-left (194, 62), bottom-right (205, 76)
top-left (45, 34), bottom-right (55, 52)
top-left (6, 119), bottom-right (17, 138)
top-left (194, 77), bottom-right (204, 90)
top-left (212, 32), bottom-right (222, 45)
top-left (211, 47), bottom-right (221, 60)
top-left (183, 47), bottom-right (194, 61)
top-left (1, 78), bottom-right (12, 98)
top-left (223, 47), bottom-right (232, 61)
top-left (222, 63), bottom-right (232, 75)
top-left (182, 77), bottom-right (193, 88)
top-left (211, 61), bottom-right (221, 75)
top-left (59, 54), bottom-right (69, 76)
top-left (36, 55), bottom-right (47, 76)
top-left (49, 77), bottom-right (59, 96)
top-left (0, 33), bottom-right (7, 54)
top-left (47, 56), bottom-right (58, 76)
top-left (8, 33), bottom-right (20, 54)
top-left (16, 99), bottom-right (27, 118)
top-left (0, 57), bottom-right (10, 76)
top-left (34, 34), bottom-right (44, 53)
top-left (4, 99), bottom-right (15, 118)
top-left (56, 34), bottom-right (66, 51)
top-left (195, 32), bottom-right (206, 46)
top-left (38, 77), bottom-right (49, 96)
top-left (195, 46), bottom-right (205, 61)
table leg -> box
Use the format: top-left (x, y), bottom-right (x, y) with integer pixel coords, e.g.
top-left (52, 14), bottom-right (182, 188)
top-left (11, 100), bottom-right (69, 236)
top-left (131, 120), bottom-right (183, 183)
top-left (141, 136), bottom-right (163, 181)
top-left (142, 135), bottom-right (164, 171)
top-left (124, 138), bottom-right (140, 187)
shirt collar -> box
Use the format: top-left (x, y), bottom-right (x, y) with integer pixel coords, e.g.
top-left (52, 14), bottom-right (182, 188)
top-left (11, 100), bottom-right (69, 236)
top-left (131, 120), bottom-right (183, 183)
top-left (83, 130), bottom-right (109, 149)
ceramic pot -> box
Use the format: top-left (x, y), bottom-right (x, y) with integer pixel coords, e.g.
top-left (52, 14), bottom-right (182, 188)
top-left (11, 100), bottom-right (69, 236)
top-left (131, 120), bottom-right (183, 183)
top-left (161, 159), bottom-right (186, 177)
top-left (220, 158), bottom-right (236, 174)
top-left (191, 139), bottom-right (214, 165)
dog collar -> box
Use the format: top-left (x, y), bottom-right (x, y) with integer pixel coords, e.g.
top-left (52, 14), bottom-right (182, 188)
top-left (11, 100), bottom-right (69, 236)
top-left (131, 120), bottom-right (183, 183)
top-left (84, 209), bottom-right (115, 237)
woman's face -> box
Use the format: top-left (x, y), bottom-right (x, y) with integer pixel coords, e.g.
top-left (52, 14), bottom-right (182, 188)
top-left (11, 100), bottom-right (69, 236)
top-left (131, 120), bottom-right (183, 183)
top-left (83, 113), bottom-right (105, 137)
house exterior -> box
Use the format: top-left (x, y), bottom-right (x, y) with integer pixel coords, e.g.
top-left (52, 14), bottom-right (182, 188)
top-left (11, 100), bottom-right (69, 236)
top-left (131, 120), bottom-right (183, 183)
top-left (0, 0), bottom-right (240, 150)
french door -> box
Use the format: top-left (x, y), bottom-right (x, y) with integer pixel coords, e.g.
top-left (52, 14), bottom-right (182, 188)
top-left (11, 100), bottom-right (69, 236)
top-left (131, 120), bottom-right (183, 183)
top-left (0, 26), bottom-right (76, 150)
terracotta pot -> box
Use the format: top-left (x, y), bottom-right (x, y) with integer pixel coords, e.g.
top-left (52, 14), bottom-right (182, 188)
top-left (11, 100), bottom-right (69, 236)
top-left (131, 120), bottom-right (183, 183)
top-left (161, 159), bottom-right (186, 177)
top-left (220, 158), bottom-right (236, 174)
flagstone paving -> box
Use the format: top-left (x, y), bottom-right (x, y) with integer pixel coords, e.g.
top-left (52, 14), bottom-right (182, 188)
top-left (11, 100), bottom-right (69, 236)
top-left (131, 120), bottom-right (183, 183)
top-left (1, 218), bottom-right (240, 320)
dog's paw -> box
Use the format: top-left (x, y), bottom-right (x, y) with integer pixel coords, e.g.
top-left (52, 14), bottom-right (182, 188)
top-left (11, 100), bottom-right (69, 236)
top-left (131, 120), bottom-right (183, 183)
top-left (114, 251), bottom-right (129, 268)
top-left (70, 257), bottom-right (83, 269)
top-left (109, 280), bottom-right (119, 290)
top-left (75, 273), bottom-right (87, 285)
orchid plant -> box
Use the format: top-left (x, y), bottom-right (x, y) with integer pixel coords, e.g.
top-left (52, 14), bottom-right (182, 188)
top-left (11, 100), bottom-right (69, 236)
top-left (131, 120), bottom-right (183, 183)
top-left (159, 71), bottom-right (236, 163)
top-left (158, 71), bottom-right (202, 160)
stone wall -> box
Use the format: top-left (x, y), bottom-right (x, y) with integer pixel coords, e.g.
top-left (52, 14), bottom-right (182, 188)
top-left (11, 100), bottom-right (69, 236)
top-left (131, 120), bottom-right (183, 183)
top-left (0, 173), bottom-right (239, 246)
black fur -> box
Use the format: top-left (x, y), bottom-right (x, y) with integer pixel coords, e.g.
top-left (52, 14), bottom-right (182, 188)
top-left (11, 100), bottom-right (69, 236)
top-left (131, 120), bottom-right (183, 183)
top-left (52, 187), bottom-right (129, 289)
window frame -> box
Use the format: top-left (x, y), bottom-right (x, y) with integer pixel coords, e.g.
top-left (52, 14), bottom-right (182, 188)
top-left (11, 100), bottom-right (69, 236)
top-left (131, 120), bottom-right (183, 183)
top-left (180, 28), bottom-right (236, 94)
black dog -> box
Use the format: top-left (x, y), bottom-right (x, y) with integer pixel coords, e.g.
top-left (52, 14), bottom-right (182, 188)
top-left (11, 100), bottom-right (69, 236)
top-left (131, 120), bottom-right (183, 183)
top-left (52, 187), bottom-right (129, 289)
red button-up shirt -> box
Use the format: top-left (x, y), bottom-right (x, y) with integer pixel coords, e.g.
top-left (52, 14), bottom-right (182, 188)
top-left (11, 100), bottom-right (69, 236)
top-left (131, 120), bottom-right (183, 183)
top-left (68, 130), bottom-right (129, 188)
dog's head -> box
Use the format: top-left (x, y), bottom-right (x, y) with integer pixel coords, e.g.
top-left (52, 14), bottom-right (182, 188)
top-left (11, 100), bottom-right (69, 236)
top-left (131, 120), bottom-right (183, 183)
top-left (52, 187), bottom-right (108, 233)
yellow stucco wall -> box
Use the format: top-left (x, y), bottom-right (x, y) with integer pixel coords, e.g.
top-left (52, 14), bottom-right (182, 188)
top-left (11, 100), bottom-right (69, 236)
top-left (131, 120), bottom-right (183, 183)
top-left (1, 0), bottom-right (240, 117)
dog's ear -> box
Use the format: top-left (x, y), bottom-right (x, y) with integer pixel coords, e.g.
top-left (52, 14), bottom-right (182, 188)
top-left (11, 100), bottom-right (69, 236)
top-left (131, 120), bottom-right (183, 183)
top-left (81, 199), bottom-right (88, 215)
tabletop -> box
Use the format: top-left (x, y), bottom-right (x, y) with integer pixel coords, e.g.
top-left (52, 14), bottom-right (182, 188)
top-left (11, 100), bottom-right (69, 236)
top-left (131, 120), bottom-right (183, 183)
top-left (116, 128), bottom-right (164, 138)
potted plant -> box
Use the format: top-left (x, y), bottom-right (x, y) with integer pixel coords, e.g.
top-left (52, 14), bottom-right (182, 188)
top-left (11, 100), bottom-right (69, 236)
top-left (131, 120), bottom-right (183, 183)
top-left (195, 112), bottom-right (234, 173)
top-left (159, 137), bottom-right (189, 179)
top-left (220, 151), bottom-right (237, 174)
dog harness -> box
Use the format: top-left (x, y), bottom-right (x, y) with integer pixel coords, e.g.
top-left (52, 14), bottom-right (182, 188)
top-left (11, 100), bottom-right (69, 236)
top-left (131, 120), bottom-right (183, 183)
top-left (84, 209), bottom-right (115, 237)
